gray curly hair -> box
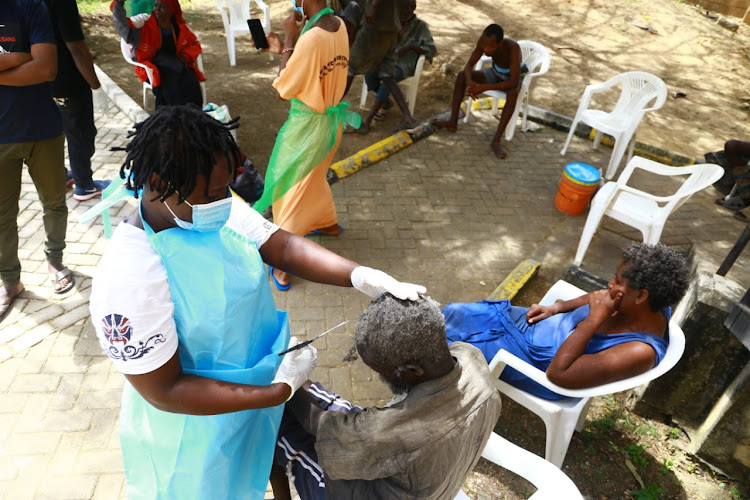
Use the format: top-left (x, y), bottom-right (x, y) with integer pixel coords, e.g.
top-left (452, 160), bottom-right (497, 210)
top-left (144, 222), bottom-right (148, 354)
top-left (621, 243), bottom-right (689, 311)
top-left (355, 294), bottom-right (450, 371)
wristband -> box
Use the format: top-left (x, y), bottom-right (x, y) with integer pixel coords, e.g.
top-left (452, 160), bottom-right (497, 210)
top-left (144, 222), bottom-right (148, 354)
top-left (282, 46), bottom-right (294, 54)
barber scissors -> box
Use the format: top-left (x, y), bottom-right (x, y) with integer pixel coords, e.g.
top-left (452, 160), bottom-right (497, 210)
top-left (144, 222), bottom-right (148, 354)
top-left (278, 320), bottom-right (349, 356)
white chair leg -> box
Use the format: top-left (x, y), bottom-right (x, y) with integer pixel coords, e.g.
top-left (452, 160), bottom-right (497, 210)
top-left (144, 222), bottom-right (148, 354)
top-left (227, 34), bottom-right (236, 67)
top-left (360, 76), bottom-right (368, 110)
top-left (593, 130), bottom-right (602, 150)
top-left (561, 118), bottom-right (579, 155)
top-left (463, 97), bottom-right (473, 123)
top-left (504, 95), bottom-right (524, 141)
top-left (604, 136), bottom-right (630, 180)
top-left (142, 85), bottom-right (147, 109)
top-left (626, 135), bottom-right (636, 163)
top-left (405, 81), bottom-right (418, 116)
top-left (574, 399), bottom-right (594, 433)
top-left (574, 206), bottom-right (606, 266)
top-left (542, 410), bottom-right (578, 468)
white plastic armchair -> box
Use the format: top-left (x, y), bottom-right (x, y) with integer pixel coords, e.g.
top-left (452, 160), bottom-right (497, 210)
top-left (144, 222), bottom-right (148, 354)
top-left (120, 39), bottom-right (207, 109)
top-left (463, 41), bottom-right (551, 141)
top-left (454, 433), bottom-right (582, 499)
top-left (574, 156), bottom-right (724, 266)
top-left (560, 71), bottom-right (667, 180)
top-left (216, 0), bottom-right (271, 66)
top-left (359, 54), bottom-right (426, 115)
top-left (120, 38), bottom-right (154, 109)
top-left (488, 279), bottom-right (686, 468)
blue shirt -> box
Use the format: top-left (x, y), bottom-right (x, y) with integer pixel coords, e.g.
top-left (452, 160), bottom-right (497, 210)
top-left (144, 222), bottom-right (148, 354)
top-left (0, 0), bottom-right (63, 144)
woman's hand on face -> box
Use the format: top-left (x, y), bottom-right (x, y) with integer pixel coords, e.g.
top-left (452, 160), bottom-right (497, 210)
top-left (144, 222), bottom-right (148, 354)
top-left (262, 33), bottom-right (283, 54)
top-left (589, 289), bottom-right (623, 321)
top-left (282, 11), bottom-right (304, 46)
top-left (526, 303), bottom-right (555, 324)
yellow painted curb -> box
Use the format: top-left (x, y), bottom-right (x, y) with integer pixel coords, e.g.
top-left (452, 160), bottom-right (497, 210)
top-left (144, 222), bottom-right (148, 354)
top-left (331, 131), bottom-right (413, 180)
top-left (487, 259), bottom-right (541, 301)
top-left (459, 96), bottom-right (506, 116)
top-left (586, 129), bottom-right (697, 167)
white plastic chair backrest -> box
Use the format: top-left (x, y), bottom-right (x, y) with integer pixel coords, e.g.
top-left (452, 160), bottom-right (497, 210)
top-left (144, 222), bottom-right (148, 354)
top-left (518, 40), bottom-right (550, 77)
top-left (218, 0), bottom-right (249, 27)
top-left (609, 71), bottom-right (667, 121)
top-left (614, 157), bottom-right (724, 215)
top-left (120, 38), bottom-right (154, 83)
top-left (534, 280), bottom-right (686, 398)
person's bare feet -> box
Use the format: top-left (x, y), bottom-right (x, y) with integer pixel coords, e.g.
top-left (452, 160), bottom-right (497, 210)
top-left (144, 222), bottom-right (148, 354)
top-left (491, 142), bottom-right (508, 159)
top-left (1, 282), bottom-right (25, 317)
top-left (356, 121), bottom-right (370, 135)
top-left (431, 119), bottom-right (457, 132)
top-left (48, 262), bottom-right (74, 294)
top-left (273, 268), bottom-right (290, 287)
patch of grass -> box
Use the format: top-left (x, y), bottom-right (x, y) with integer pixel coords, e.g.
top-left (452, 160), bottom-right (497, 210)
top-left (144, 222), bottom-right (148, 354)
top-left (730, 486), bottom-right (741, 498)
top-left (661, 457), bottom-right (674, 474)
top-left (631, 483), bottom-right (664, 500)
top-left (77, 0), bottom-right (111, 16)
top-left (668, 427), bottom-right (681, 440)
top-left (627, 443), bottom-right (648, 469)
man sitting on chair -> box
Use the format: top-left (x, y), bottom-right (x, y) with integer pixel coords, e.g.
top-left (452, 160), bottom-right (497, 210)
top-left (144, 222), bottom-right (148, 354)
top-left (432, 23), bottom-right (526, 160)
top-left (443, 243), bottom-right (689, 399)
top-left (270, 293), bottom-right (502, 500)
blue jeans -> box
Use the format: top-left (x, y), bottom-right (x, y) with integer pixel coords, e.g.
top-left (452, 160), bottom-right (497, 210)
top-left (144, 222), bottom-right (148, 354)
top-left (364, 66), bottom-right (404, 102)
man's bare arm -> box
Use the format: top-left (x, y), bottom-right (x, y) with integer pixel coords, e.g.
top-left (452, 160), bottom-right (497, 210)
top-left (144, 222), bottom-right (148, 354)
top-left (0, 52), bottom-right (32, 72)
top-left (66, 40), bottom-right (101, 89)
top-left (0, 43), bottom-right (56, 86)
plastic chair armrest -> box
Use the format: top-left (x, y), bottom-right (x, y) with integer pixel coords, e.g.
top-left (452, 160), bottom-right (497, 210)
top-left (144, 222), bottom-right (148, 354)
top-left (617, 184), bottom-right (681, 203)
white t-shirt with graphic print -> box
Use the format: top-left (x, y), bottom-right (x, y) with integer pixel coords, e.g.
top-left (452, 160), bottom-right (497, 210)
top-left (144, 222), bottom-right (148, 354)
top-left (89, 198), bottom-right (279, 375)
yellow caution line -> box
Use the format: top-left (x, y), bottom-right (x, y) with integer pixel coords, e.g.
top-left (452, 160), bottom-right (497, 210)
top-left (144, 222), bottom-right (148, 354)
top-left (586, 129), bottom-right (696, 166)
top-left (487, 259), bottom-right (541, 301)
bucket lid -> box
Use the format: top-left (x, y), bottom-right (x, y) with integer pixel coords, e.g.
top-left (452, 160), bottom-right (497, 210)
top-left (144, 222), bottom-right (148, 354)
top-left (563, 162), bottom-right (600, 186)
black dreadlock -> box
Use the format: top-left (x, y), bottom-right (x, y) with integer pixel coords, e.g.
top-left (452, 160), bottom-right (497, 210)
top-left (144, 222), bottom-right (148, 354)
top-left (114, 105), bottom-right (241, 202)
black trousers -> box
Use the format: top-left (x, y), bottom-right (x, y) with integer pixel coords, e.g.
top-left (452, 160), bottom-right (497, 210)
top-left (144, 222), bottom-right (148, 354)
top-left (57, 87), bottom-right (97, 190)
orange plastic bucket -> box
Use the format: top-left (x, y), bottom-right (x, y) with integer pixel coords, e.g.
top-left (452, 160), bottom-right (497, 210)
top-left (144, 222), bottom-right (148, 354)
top-left (554, 162), bottom-right (600, 216)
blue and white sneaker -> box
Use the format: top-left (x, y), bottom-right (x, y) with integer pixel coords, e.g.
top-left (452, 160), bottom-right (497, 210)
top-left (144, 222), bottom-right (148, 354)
top-left (73, 179), bottom-right (112, 201)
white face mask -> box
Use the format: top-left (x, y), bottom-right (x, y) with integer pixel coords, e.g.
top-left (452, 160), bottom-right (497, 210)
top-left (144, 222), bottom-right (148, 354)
top-left (164, 190), bottom-right (233, 232)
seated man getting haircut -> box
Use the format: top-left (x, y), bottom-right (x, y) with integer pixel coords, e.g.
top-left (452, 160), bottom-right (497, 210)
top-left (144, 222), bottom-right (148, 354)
top-left (271, 294), bottom-right (502, 500)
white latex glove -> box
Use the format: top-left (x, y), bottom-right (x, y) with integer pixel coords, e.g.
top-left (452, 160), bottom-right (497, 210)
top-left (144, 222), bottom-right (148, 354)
top-left (130, 13), bottom-right (150, 28)
top-left (92, 87), bottom-right (108, 114)
top-left (272, 337), bottom-right (318, 400)
top-left (350, 266), bottom-right (426, 301)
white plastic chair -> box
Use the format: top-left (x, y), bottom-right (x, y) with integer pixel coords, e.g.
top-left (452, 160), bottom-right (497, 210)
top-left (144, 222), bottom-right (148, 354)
top-left (120, 39), bottom-right (207, 109)
top-left (77, 174), bottom-right (132, 239)
top-left (574, 156), bottom-right (724, 266)
top-left (454, 432), bottom-right (582, 499)
top-left (463, 41), bottom-right (551, 141)
top-left (560, 71), bottom-right (668, 180)
top-left (488, 279), bottom-right (687, 468)
top-left (216, 0), bottom-right (271, 66)
top-left (359, 54), bottom-right (426, 115)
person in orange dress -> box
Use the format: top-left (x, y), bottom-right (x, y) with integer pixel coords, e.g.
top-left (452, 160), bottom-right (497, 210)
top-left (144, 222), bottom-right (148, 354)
top-left (256, 0), bottom-right (359, 290)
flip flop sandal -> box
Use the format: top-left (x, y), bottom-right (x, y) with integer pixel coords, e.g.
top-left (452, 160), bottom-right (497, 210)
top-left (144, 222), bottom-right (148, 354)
top-left (715, 197), bottom-right (749, 211)
top-left (733, 211), bottom-right (749, 223)
top-left (305, 225), bottom-right (343, 237)
top-left (372, 110), bottom-right (387, 122)
top-left (0, 293), bottom-right (20, 319)
top-left (267, 266), bottom-right (290, 291)
top-left (49, 267), bottom-right (74, 294)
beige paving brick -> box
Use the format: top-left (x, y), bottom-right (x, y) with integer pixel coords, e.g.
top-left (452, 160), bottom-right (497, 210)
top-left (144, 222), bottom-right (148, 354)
top-left (50, 303), bottom-right (91, 331)
top-left (35, 475), bottom-right (97, 500)
top-left (49, 326), bottom-right (82, 357)
top-left (0, 324), bottom-right (24, 345)
top-left (48, 374), bottom-right (84, 411)
top-left (82, 409), bottom-right (118, 451)
top-left (14, 394), bottom-right (53, 432)
top-left (0, 457), bottom-right (20, 481)
top-left (9, 324), bottom-right (56, 356)
top-left (41, 410), bottom-right (93, 432)
top-left (92, 474), bottom-right (126, 500)
top-left (0, 393), bottom-right (29, 413)
top-left (43, 356), bottom-right (91, 374)
top-left (74, 450), bottom-right (124, 475)
top-left (9, 374), bottom-right (61, 393)
top-left (77, 390), bottom-right (121, 410)
top-left (47, 432), bottom-right (85, 476)
top-left (3, 431), bottom-right (61, 455)
top-left (4, 454), bottom-right (50, 500)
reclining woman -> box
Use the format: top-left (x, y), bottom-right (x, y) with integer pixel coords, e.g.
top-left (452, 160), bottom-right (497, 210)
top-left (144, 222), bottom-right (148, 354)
top-left (443, 243), bottom-right (689, 399)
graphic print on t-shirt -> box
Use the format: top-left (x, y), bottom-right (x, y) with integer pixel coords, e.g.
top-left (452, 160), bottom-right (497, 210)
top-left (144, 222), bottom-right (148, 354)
top-left (102, 313), bottom-right (166, 363)
top-left (0, 22), bottom-right (24, 53)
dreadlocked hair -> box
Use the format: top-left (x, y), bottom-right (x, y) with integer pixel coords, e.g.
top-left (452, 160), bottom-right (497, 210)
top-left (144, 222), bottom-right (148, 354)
top-left (114, 105), bottom-right (241, 202)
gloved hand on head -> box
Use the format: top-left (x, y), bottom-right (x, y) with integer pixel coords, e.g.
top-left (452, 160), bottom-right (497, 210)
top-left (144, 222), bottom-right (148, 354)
top-left (350, 266), bottom-right (426, 301)
top-left (272, 337), bottom-right (318, 401)
top-left (130, 13), bottom-right (150, 28)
